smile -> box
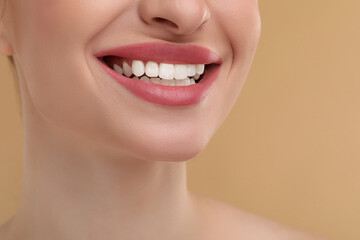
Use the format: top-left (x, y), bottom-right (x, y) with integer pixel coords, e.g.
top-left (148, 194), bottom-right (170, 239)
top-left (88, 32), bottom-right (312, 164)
top-left (95, 42), bottom-right (222, 106)
top-left (102, 57), bottom-right (205, 86)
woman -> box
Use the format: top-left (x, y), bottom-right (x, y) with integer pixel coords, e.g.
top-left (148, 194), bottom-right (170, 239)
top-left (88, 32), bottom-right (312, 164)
top-left (0, 0), bottom-right (326, 239)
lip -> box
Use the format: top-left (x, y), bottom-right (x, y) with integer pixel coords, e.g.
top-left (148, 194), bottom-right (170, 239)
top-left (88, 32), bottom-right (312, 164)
top-left (95, 42), bottom-right (222, 106)
top-left (95, 42), bottom-right (222, 64)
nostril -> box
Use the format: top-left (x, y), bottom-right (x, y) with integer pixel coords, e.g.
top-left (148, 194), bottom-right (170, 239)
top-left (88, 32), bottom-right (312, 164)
top-left (152, 17), bottom-right (179, 29)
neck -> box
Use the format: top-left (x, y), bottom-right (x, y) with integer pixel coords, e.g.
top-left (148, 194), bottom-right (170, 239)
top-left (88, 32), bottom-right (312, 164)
top-left (9, 100), bottom-right (198, 240)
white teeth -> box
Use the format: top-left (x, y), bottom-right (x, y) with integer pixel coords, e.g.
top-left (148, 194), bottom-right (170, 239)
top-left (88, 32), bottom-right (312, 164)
top-left (159, 63), bottom-right (175, 79)
top-left (114, 59), bottom-right (205, 85)
top-left (149, 77), bottom-right (161, 84)
top-left (147, 77), bottom-right (194, 86)
top-left (145, 61), bottom-right (159, 77)
top-left (187, 65), bottom-right (196, 77)
top-left (168, 80), bottom-right (176, 86)
top-left (161, 79), bottom-right (175, 86)
top-left (196, 64), bottom-right (205, 75)
top-left (176, 77), bottom-right (190, 86)
top-left (140, 76), bottom-right (150, 81)
top-left (114, 64), bottom-right (123, 75)
top-left (123, 62), bottom-right (132, 77)
top-left (174, 64), bottom-right (188, 80)
top-left (176, 79), bottom-right (186, 86)
top-left (132, 60), bottom-right (145, 77)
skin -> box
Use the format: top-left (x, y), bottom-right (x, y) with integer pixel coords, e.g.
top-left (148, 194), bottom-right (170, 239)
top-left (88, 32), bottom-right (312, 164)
top-left (0, 0), bottom-right (327, 239)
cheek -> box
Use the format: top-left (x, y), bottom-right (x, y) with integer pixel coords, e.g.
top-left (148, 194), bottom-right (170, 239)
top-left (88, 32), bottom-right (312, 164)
top-left (206, 0), bottom-right (261, 127)
top-left (10, 0), bottom-right (130, 55)
top-left (8, 0), bottom-right (126, 138)
top-left (215, 0), bottom-right (261, 58)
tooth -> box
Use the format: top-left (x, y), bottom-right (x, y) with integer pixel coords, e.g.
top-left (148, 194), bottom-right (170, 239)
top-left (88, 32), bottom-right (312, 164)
top-left (184, 78), bottom-right (191, 86)
top-left (168, 80), bottom-right (176, 86)
top-left (187, 65), bottom-right (196, 77)
top-left (149, 77), bottom-right (161, 84)
top-left (140, 76), bottom-right (150, 81)
top-left (176, 80), bottom-right (185, 86)
top-left (160, 79), bottom-right (169, 86)
top-left (114, 64), bottom-right (123, 75)
top-left (193, 73), bottom-right (200, 80)
top-left (123, 62), bottom-right (132, 77)
top-left (190, 78), bottom-right (196, 85)
top-left (174, 64), bottom-right (188, 80)
top-left (132, 60), bottom-right (145, 77)
top-left (196, 64), bottom-right (205, 75)
top-left (160, 79), bottom-right (175, 86)
top-left (176, 77), bottom-right (190, 86)
top-left (132, 76), bottom-right (139, 80)
top-left (159, 63), bottom-right (175, 80)
top-left (145, 61), bottom-right (159, 77)
top-left (159, 79), bottom-right (168, 86)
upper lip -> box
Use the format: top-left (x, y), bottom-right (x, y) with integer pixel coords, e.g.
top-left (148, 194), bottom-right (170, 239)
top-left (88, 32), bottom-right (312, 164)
top-left (94, 42), bottom-right (222, 65)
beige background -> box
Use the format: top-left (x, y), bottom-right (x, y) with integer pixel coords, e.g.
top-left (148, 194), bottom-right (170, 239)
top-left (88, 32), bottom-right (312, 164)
top-left (1, 1), bottom-right (360, 239)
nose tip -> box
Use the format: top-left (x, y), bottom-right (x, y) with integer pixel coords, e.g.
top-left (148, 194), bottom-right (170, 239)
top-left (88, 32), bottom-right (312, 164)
top-left (138, 0), bottom-right (210, 36)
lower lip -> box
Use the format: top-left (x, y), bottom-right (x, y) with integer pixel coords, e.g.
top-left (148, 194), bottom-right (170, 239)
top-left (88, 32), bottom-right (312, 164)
top-left (97, 59), bottom-right (221, 106)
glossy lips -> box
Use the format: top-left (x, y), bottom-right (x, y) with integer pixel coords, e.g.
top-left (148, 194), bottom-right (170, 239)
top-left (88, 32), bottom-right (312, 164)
top-left (95, 42), bottom-right (222, 106)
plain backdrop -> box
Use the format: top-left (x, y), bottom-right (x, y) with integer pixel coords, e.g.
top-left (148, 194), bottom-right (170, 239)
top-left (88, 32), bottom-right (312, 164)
top-left (1, 1), bottom-right (360, 239)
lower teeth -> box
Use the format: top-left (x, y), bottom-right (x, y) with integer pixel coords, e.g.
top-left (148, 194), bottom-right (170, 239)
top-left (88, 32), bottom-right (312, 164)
top-left (136, 77), bottom-right (196, 86)
top-left (120, 73), bottom-right (198, 86)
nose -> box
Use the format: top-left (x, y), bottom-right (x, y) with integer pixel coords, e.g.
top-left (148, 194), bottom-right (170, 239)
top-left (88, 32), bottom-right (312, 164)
top-left (138, 0), bottom-right (211, 36)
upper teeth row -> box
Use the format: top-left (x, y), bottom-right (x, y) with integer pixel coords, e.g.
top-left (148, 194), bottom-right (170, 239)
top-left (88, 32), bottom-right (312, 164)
top-left (115, 60), bottom-right (205, 80)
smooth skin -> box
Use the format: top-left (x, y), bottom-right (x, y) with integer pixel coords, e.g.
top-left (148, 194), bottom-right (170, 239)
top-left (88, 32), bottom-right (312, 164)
top-left (0, 0), bottom-right (327, 239)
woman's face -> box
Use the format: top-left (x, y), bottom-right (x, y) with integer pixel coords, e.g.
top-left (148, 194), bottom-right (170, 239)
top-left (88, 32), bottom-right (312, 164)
top-left (1, 0), bottom-right (261, 162)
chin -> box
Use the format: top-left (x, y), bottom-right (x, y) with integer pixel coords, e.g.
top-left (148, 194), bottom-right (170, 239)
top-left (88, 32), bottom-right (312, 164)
top-left (136, 142), bottom-right (206, 162)
top-left (118, 130), bottom-right (211, 162)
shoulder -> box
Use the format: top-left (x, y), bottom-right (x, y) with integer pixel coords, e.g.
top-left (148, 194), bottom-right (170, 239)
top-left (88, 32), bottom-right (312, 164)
top-left (190, 192), bottom-right (329, 240)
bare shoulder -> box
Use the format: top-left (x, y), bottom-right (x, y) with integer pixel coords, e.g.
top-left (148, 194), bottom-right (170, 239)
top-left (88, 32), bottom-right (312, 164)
top-left (191, 192), bottom-right (329, 240)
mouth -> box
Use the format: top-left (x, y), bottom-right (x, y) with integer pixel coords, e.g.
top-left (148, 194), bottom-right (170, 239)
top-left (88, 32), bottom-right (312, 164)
top-left (95, 42), bottom-right (222, 106)
top-left (99, 56), bottom-right (211, 86)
